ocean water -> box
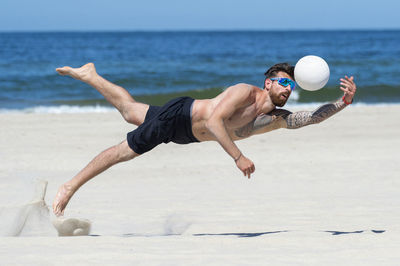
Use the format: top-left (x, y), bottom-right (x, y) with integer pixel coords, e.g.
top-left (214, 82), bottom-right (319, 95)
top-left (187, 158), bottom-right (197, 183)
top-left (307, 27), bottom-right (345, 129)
top-left (1, 30), bottom-right (399, 112)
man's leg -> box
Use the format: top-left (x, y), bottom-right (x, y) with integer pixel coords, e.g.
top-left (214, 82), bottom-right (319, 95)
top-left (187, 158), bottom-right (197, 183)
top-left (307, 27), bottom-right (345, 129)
top-left (56, 63), bottom-right (148, 126)
top-left (53, 140), bottom-right (137, 216)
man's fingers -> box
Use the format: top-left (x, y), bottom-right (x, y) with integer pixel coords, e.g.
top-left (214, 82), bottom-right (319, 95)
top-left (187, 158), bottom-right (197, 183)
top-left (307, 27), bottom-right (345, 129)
top-left (247, 165), bottom-right (255, 179)
top-left (339, 76), bottom-right (356, 100)
top-left (341, 76), bottom-right (355, 85)
top-left (341, 88), bottom-right (353, 96)
top-left (340, 80), bottom-right (352, 87)
top-left (238, 158), bottom-right (255, 179)
top-left (340, 78), bottom-right (355, 93)
top-left (242, 168), bottom-right (253, 179)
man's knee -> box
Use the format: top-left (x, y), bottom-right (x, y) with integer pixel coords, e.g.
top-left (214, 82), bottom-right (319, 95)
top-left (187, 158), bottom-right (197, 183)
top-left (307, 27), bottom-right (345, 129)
top-left (121, 102), bottom-right (148, 125)
top-left (122, 110), bottom-right (137, 124)
top-left (117, 140), bottom-right (137, 162)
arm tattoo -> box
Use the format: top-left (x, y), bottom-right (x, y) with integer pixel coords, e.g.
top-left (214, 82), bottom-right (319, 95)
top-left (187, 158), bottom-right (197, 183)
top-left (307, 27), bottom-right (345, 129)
top-left (285, 98), bottom-right (347, 129)
top-left (234, 115), bottom-right (273, 138)
top-left (234, 97), bottom-right (348, 137)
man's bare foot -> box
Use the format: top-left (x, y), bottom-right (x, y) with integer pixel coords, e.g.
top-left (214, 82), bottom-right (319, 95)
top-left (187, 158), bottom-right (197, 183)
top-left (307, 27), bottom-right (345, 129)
top-left (56, 63), bottom-right (97, 83)
top-left (53, 183), bottom-right (75, 217)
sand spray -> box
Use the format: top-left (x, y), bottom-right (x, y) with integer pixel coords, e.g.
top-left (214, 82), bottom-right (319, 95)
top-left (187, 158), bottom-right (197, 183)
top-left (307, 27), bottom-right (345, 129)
top-left (0, 179), bottom-right (55, 236)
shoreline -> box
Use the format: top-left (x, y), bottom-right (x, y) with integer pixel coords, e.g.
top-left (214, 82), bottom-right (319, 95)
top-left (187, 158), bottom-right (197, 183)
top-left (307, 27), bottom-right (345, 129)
top-left (1, 102), bottom-right (400, 114)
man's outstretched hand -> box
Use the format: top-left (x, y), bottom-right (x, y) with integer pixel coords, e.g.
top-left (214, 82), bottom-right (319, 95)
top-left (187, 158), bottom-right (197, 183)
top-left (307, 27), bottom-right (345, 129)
top-left (235, 154), bottom-right (255, 179)
top-left (340, 75), bottom-right (357, 103)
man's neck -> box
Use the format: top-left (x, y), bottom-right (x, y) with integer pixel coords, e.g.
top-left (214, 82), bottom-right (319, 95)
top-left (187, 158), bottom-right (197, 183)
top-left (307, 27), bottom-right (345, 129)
top-left (256, 89), bottom-right (276, 115)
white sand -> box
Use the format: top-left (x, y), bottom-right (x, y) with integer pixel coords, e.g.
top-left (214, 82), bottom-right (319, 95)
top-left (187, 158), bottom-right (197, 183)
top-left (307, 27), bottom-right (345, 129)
top-left (1, 105), bottom-right (399, 265)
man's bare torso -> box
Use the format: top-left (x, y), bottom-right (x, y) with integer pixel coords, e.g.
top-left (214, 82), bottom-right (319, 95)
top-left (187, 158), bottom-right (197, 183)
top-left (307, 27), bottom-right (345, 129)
top-left (190, 84), bottom-right (276, 141)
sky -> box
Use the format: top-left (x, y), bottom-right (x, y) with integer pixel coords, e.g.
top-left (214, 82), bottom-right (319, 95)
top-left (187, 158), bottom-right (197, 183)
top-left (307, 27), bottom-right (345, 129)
top-left (1, 0), bottom-right (400, 31)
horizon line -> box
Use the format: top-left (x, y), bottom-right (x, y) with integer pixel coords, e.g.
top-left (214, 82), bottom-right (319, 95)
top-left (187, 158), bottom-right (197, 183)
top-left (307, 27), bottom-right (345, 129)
top-left (1, 28), bottom-right (400, 33)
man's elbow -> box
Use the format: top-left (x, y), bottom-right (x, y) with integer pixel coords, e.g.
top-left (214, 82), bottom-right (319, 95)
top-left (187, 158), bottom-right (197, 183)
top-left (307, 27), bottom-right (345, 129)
top-left (205, 118), bottom-right (221, 132)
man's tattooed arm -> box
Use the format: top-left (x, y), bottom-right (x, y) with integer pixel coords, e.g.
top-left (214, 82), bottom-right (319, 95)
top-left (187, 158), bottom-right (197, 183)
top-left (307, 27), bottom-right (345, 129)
top-left (283, 98), bottom-right (348, 129)
top-left (234, 115), bottom-right (274, 138)
top-left (234, 110), bottom-right (290, 138)
top-left (234, 98), bottom-right (348, 138)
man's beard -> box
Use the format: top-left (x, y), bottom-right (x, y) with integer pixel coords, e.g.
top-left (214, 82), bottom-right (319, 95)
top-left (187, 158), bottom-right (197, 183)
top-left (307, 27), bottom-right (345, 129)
top-left (269, 91), bottom-right (288, 107)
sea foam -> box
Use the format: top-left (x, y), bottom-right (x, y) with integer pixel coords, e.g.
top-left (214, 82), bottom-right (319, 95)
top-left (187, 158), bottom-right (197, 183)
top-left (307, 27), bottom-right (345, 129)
top-left (0, 105), bottom-right (116, 114)
top-left (0, 102), bottom-right (399, 114)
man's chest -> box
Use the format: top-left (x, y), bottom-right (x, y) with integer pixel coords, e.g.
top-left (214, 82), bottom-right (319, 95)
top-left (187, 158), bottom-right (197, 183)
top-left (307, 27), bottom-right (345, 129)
top-left (225, 104), bottom-right (259, 129)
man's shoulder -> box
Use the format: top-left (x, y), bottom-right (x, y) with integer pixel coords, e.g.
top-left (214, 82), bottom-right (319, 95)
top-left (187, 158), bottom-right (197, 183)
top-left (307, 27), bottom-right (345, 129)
top-left (231, 83), bottom-right (260, 90)
top-left (224, 83), bottom-right (261, 97)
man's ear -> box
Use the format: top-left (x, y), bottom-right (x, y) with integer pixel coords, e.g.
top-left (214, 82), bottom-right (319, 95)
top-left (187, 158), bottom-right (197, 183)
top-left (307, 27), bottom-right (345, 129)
top-left (264, 78), bottom-right (272, 91)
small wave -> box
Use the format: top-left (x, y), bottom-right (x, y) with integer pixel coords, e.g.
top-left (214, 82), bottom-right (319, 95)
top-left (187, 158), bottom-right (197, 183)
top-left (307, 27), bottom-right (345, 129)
top-left (0, 105), bottom-right (116, 114)
top-left (1, 101), bottom-right (399, 114)
top-left (285, 101), bottom-right (400, 110)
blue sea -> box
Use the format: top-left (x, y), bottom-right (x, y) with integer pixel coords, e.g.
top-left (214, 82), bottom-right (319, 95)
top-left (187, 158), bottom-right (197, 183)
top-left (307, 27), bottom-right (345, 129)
top-left (1, 30), bottom-right (399, 112)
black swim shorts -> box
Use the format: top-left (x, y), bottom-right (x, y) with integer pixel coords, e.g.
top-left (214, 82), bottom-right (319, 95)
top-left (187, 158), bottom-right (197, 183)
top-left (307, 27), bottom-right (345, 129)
top-left (127, 97), bottom-right (199, 154)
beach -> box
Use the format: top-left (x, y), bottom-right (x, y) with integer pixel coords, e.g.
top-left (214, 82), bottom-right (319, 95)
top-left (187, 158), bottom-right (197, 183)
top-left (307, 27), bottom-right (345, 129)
top-left (0, 104), bottom-right (399, 265)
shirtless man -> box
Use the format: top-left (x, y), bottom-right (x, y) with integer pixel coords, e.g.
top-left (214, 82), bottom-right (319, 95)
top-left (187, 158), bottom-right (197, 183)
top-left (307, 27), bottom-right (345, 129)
top-left (53, 62), bottom-right (356, 216)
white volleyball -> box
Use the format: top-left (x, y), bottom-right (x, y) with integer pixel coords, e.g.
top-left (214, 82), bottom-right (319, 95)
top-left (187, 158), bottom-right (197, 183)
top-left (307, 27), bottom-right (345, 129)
top-left (294, 55), bottom-right (330, 91)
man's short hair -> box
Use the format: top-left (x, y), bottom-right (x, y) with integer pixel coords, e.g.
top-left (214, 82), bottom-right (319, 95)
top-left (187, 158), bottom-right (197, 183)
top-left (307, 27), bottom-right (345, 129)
top-left (264, 63), bottom-right (295, 80)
